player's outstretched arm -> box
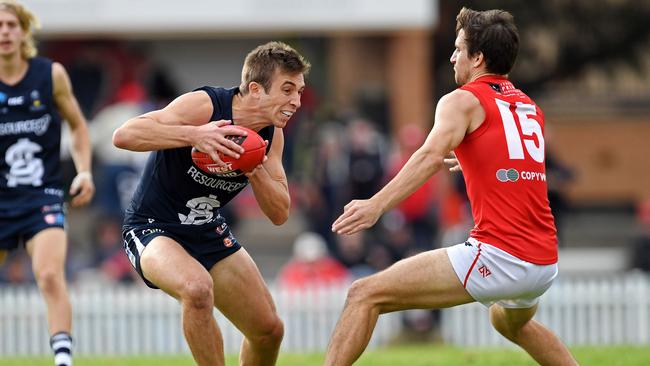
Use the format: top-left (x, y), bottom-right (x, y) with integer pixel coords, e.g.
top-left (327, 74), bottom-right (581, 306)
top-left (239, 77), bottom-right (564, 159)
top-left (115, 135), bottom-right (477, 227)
top-left (112, 91), bottom-right (245, 163)
top-left (247, 128), bottom-right (290, 225)
top-left (52, 62), bottom-right (95, 207)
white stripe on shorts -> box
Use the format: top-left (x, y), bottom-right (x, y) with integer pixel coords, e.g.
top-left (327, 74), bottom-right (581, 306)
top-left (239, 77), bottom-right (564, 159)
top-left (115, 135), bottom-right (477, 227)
top-left (128, 229), bottom-right (146, 255)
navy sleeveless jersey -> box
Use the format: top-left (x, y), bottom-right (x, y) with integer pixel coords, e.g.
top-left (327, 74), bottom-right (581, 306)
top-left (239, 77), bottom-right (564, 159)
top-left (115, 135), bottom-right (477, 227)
top-left (0, 57), bottom-right (64, 216)
top-left (124, 86), bottom-right (274, 229)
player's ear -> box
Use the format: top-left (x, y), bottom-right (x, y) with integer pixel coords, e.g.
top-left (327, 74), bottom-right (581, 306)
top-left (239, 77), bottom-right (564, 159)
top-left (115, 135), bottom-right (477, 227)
top-left (473, 52), bottom-right (484, 68)
top-left (249, 82), bottom-right (263, 97)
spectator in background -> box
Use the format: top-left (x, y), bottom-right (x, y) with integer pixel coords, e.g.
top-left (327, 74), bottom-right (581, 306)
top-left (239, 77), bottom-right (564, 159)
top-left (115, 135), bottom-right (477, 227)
top-left (92, 216), bottom-right (137, 284)
top-left (90, 81), bottom-right (151, 217)
top-left (345, 118), bottom-right (387, 201)
top-left (438, 171), bottom-right (473, 246)
top-left (631, 199), bottom-right (650, 272)
top-left (301, 123), bottom-right (349, 253)
top-left (89, 54), bottom-right (180, 218)
top-left (0, 251), bottom-right (31, 284)
top-left (277, 232), bottom-right (349, 290)
top-left (545, 150), bottom-right (574, 247)
top-left (385, 123), bottom-right (439, 251)
top-left (65, 44), bottom-right (111, 118)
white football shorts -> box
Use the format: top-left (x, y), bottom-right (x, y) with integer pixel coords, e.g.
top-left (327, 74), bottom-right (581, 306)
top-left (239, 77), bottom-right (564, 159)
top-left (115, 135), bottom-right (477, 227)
top-left (446, 237), bottom-right (558, 309)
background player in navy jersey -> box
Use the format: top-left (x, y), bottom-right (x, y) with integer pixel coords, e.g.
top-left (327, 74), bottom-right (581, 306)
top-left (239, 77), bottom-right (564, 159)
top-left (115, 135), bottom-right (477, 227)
top-left (113, 41), bottom-right (310, 366)
top-left (0, 1), bottom-right (94, 365)
top-left (324, 8), bottom-right (578, 366)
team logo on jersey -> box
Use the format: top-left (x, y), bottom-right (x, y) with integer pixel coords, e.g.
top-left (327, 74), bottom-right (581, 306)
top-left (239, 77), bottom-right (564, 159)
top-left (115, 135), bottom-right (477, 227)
top-left (178, 194), bottom-right (221, 225)
top-left (5, 138), bottom-right (44, 187)
top-left (29, 90), bottom-right (45, 112)
top-left (0, 92), bottom-right (7, 104)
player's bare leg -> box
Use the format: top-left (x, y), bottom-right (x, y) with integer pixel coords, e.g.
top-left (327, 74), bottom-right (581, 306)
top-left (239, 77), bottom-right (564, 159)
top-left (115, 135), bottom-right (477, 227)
top-left (211, 249), bottom-right (284, 366)
top-left (26, 228), bottom-right (72, 335)
top-left (490, 305), bottom-right (579, 366)
top-left (323, 248), bottom-right (474, 366)
top-left (140, 237), bottom-right (224, 366)
top-left (27, 228), bottom-right (74, 365)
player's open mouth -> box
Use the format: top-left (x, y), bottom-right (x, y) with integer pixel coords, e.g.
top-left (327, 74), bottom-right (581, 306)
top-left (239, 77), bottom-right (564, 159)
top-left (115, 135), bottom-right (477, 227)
top-left (281, 111), bottom-right (293, 117)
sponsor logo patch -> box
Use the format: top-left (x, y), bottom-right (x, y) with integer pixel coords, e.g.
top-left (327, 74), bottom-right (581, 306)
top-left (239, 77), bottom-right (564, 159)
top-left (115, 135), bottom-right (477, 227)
top-left (496, 168), bottom-right (546, 182)
top-left (44, 213), bottom-right (64, 225)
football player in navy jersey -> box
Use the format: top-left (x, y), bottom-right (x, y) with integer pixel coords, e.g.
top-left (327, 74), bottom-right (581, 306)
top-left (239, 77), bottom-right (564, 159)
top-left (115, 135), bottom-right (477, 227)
top-left (113, 41), bottom-right (310, 365)
top-left (0, 1), bottom-right (94, 365)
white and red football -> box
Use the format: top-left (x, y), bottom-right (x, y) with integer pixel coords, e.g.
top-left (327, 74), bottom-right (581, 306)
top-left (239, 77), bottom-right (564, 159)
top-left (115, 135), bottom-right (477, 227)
top-left (191, 126), bottom-right (266, 177)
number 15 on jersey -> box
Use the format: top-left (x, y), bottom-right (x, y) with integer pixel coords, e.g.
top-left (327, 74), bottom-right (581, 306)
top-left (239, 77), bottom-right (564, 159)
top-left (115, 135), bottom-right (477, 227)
top-left (496, 99), bottom-right (545, 163)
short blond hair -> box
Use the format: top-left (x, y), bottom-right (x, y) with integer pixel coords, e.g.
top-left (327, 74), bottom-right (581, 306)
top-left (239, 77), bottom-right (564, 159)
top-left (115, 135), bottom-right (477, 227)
top-left (240, 41), bottom-right (311, 95)
top-left (0, 0), bottom-right (40, 59)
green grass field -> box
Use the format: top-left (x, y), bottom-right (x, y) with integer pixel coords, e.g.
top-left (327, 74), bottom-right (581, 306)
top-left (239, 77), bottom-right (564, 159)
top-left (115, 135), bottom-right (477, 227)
top-left (1, 346), bottom-right (648, 365)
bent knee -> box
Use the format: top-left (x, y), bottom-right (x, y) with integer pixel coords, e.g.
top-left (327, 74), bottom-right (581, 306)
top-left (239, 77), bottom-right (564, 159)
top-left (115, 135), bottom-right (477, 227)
top-left (34, 268), bottom-right (65, 294)
top-left (345, 278), bottom-right (379, 306)
top-left (490, 310), bottom-right (525, 343)
top-left (490, 305), bottom-right (538, 344)
top-left (249, 316), bottom-right (284, 347)
top-left (180, 279), bottom-right (214, 309)
top-left (490, 317), bottom-right (518, 342)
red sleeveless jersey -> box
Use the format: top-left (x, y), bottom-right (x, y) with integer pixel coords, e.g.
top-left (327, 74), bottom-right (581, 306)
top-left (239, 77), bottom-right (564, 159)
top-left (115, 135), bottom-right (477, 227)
top-left (454, 75), bottom-right (557, 264)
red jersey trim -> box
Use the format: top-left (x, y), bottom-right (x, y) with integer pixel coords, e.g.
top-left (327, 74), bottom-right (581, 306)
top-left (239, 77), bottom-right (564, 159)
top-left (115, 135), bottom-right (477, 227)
top-left (463, 243), bottom-right (482, 288)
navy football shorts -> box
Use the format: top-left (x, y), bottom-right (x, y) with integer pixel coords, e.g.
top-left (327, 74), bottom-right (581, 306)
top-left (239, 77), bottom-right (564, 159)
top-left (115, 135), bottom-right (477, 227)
top-left (122, 219), bottom-right (242, 289)
top-left (0, 203), bottom-right (66, 250)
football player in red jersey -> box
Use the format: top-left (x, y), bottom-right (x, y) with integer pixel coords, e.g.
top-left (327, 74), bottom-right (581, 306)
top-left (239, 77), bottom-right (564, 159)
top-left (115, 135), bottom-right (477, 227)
top-left (325, 7), bottom-right (578, 366)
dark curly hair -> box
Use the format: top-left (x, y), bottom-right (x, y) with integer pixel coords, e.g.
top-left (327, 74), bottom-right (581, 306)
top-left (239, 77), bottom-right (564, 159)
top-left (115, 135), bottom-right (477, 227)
top-left (456, 7), bottom-right (519, 75)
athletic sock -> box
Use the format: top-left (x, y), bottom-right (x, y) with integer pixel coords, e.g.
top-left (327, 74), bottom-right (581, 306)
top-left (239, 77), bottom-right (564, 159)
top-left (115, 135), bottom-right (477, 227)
top-left (50, 332), bottom-right (73, 366)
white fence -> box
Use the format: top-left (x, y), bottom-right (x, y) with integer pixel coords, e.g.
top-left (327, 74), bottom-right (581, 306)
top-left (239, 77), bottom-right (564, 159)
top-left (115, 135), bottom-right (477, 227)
top-left (442, 271), bottom-right (650, 346)
top-left (1, 272), bottom-right (650, 356)
top-left (0, 284), bottom-right (401, 356)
